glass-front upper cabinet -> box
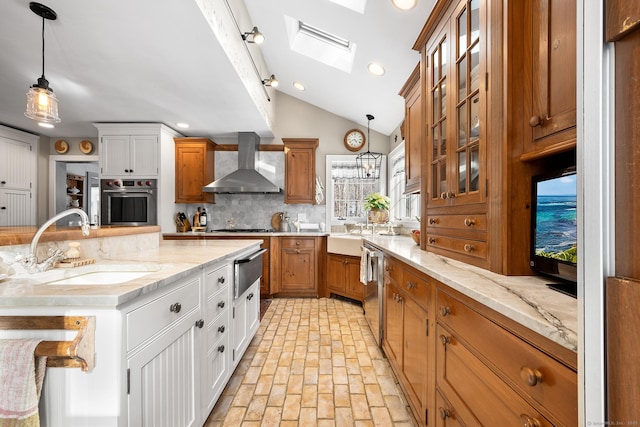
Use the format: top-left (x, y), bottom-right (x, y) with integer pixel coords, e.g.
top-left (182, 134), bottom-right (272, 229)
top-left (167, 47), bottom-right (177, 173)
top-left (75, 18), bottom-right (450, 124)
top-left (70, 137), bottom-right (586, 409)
top-left (427, 0), bottom-right (486, 208)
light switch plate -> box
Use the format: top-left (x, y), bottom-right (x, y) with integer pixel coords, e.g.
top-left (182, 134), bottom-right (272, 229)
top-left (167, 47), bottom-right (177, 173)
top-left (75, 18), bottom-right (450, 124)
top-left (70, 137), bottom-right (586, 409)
top-left (298, 213), bottom-right (307, 222)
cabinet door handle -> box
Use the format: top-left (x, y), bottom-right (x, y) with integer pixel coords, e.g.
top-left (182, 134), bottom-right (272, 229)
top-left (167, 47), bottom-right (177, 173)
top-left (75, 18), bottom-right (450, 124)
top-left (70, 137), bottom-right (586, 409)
top-left (195, 319), bottom-right (204, 328)
top-left (295, 241), bottom-right (300, 246)
top-left (124, 169), bottom-right (130, 173)
top-left (440, 192), bottom-right (448, 200)
top-left (529, 115), bottom-right (542, 127)
top-left (217, 301), bottom-right (225, 308)
top-left (440, 306), bottom-right (451, 316)
top-left (218, 276), bottom-right (225, 284)
top-left (218, 325), bottom-right (226, 333)
top-left (520, 366), bottom-right (544, 387)
top-left (428, 237), bottom-right (436, 244)
top-left (0, 207), bottom-right (6, 210)
top-left (169, 302), bottom-right (182, 313)
top-left (247, 293), bottom-right (254, 301)
top-left (463, 218), bottom-right (475, 227)
top-left (406, 281), bottom-right (415, 290)
top-left (463, 243), bottom-right (474, 253)
top-left (217, 345), bottom-right (225, 353)
top-left (439, 334), bottom-right (451, 346)
top-left (130, 169), bottom-right (134, 173)
top-left (519, 414), bottom-right (542, 427)
top-left (439, 407), bottom-right (451, 420)
top-left (428, 217), bottom-right (439, 224)
top-left (0, 181), bottom-right (5, 185)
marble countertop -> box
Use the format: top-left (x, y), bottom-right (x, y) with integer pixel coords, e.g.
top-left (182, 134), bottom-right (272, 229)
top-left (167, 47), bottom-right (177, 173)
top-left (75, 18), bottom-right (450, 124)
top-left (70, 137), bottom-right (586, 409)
top-left (363, 234), bottom-right (578, 352)
top-left (0, 240), bottom-right (262, 308)
top-left (163, 231), bottom-right (328, 237)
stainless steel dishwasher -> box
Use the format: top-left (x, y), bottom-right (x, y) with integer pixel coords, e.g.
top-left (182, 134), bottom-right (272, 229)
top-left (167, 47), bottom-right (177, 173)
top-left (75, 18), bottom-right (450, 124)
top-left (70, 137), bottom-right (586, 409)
top-left (361, 243), bottom-right (383, 346)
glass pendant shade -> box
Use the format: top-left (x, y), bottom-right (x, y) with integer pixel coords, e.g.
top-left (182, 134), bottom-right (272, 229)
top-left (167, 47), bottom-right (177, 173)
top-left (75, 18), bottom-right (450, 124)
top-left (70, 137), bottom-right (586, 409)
top-left (25, 78), bottom-right (60, 123)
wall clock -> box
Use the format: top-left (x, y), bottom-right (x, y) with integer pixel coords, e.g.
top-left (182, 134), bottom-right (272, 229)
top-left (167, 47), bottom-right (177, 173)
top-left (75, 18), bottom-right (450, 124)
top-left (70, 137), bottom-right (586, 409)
top-left (344, 129), bottom-right (366, 152)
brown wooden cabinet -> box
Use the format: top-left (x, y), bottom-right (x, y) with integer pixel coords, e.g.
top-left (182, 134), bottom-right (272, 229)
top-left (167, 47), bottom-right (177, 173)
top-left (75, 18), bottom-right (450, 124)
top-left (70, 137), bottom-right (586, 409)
top-left (282, 138), bottom-right (318, 204)
top-left (326, 253), bottom-right (363, 302)
top-left (174, 137), bottom-right (216, 204)
top-left (399, 64), bottom-right (422, 195)
top-left (381, 256), bottom-right (432, 426)
top-left (272, 236), bottom-right (324, 297)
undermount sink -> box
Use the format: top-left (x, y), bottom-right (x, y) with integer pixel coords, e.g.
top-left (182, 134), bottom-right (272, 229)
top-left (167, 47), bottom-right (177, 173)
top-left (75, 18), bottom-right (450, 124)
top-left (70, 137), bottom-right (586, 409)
top-left (327, 234), bottom-right (363, 257)
top-left (39, 263), bottom-right (164, 286)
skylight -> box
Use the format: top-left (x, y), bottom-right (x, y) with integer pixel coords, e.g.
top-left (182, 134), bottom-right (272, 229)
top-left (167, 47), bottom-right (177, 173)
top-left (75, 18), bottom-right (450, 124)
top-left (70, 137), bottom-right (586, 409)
top-left (285, 15), bottom-right (357, 73)
top-left (328, 0), bottom-right (367, 14)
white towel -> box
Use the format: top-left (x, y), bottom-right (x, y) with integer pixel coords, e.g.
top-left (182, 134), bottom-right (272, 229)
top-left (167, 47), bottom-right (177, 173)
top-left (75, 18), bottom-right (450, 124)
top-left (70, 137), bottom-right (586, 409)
top-left (360, 247), bottom-right (372, 285)
top-left (0, 339), bottom-right (47, 427)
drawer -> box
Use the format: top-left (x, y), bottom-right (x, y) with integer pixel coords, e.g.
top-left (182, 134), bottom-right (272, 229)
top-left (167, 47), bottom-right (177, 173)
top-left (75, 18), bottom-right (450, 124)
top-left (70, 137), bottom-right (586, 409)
top-left (126, 276), bottom-right (200, 351)
top-left (280, 237), bottom-right (315, 249)
top-left (205, 264), bottom-right (231, 299)
top-left (436, 289), bottom-right (577, 426)
top-left (401, 267), bottom-right (430, 310)
top-left (426, 234), bottom-right (487, 260)
top-left (206, 286), bottom-right (229, 321)
top-left (383, 256), bottom-right (401, 284)
top-left (436, 324), bottom-right (554, 427)
top-left (426, 214), bottom-right (487, 231)
top-left (206, 308), bottom-right (229, 351)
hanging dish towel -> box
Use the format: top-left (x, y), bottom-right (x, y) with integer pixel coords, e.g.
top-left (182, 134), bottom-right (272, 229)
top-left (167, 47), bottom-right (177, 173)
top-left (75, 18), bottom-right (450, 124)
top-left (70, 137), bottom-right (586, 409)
top-left (360, 246), bottom-right (371, 285)
top-left (0, 339), bottom-right (47, 427)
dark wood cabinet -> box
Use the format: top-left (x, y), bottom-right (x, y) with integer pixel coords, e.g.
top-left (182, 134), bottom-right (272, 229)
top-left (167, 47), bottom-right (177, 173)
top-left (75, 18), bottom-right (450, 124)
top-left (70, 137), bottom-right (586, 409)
top-left (174, 137), bottom-right (216, 204)
top-left (326, 254), bottom-right (363, 302)
top-left (282, 138), bottom-right (318, 204)
top-left (399, 64), bottom-right (422, 195)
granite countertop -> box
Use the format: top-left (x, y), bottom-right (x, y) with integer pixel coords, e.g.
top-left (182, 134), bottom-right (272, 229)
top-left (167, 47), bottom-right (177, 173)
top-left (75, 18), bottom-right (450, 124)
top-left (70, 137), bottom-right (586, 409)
top-left (363, 234), bottom-right (578, 352)
top-left (0, 240), bottom-right (262, 307)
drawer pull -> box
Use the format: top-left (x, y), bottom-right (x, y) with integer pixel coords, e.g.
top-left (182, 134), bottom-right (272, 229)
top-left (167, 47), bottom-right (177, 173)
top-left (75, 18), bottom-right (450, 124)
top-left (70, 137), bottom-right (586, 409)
top-left (217, 345), bottom-right (225, 353)
top-left (439, 407), bottom-right (451, 420)
top-left (520, 366), bottom-right (544, 387)
top-left (440, 192), bottom-right (448, 200)
top-left (429, 217), bottom-right (439, 225)
top-left (218, 325), bottom-right (226, 333)
top-left (439, 334), bottom-right (451, 346)
top-left (407, 281), bottom-right (416, 290)
top-left (447, 191), bottom-right (456, 199)
top-left (218, 276), bottom-right (225, 284)
top-left (428, 237), bottom-right (436, 244)
top-left (463, 243), bottom-right (474, 253)
top-left (296, 241), bottom-right (301, 246)
top-left (440, 306), bottom-right (451, 316)
top-left (195, 319), bottom-right (204, 328)
top-left (217, 301), bottom-right (225, 308)
top-left (247, 293), bottom-right (254, 301)
top-left (464, 217), bottom-right (475, 227)
top-left (169, 303), bottom-right (182, 313)
top-left (519, 414), bottom-right (542, 427)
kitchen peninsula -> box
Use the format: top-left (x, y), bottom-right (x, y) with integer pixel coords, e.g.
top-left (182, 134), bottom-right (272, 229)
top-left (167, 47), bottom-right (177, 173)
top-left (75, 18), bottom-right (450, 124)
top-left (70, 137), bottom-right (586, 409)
top-left (0, 227), bottom-right (262, 427)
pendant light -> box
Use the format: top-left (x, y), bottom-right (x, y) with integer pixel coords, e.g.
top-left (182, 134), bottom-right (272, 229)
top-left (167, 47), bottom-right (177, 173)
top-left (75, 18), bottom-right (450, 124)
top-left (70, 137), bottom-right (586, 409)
top-left (356, 114), bottom-right (382, 180)
top-left (24, 2), bottom-right (61, 124)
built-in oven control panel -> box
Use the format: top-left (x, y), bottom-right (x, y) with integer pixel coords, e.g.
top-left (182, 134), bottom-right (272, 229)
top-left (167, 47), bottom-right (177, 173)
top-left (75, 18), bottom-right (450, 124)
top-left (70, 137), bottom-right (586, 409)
top-left (101, 179), bottom-right (157, 190)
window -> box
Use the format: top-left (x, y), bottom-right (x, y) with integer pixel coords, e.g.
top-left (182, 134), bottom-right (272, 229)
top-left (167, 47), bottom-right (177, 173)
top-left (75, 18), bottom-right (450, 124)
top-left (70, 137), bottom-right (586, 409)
top-left (326, 155), bottom-right (387, 226)
top-left (389, 142), bottom-right (420, 223)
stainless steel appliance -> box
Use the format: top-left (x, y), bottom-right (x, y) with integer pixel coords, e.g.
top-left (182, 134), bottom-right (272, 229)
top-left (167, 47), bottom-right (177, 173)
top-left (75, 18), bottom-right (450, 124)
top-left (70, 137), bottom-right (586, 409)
top-left (100, 179), bottom-right (157, 226)
top-left (362, 243), bottom-right (383, 346)
top-left (234, 248), bottom-right (267, 298)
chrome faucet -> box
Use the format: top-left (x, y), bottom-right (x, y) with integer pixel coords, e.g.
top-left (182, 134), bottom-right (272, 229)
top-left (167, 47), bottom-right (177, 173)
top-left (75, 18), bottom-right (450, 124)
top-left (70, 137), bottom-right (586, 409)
top-left (18, 208), bottom-right (91, 273)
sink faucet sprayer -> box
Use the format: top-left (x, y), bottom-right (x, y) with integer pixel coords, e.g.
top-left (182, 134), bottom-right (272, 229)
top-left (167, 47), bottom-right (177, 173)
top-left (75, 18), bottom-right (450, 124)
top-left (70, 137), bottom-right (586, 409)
top-left (18, 208), bottom-right (91, 273)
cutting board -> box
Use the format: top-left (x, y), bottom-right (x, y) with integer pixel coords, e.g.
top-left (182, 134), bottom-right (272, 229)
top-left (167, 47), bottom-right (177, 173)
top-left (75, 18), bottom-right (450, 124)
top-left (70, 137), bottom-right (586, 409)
top-left (271, 212), bottom-right (282, 230)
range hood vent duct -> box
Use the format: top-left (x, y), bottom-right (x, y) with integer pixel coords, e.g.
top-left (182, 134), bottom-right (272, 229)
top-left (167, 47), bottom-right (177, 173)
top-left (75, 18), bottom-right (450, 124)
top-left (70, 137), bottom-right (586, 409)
top-left (202, 132), bottom-right (281, 193)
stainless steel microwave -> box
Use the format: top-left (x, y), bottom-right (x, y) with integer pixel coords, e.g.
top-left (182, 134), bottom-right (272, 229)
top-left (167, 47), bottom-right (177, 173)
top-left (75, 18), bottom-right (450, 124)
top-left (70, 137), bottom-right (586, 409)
top-left (100, 179), bottom-right (157, 226)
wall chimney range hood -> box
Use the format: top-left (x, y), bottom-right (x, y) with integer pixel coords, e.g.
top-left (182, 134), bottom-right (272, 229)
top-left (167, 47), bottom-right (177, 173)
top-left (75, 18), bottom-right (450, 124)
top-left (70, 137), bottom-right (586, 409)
top-left (202, 132), bottom-right (281, 193)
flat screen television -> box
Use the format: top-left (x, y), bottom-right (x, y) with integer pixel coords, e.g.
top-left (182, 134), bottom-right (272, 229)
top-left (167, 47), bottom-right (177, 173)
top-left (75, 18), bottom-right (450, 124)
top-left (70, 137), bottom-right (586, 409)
top-left (530, 167), bottom-right (577, 296)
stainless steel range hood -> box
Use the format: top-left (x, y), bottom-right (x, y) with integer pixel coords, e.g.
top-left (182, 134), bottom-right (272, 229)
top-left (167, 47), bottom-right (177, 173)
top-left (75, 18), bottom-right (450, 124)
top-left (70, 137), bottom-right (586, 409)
top-left (202, 132), bottom-right (281, 193)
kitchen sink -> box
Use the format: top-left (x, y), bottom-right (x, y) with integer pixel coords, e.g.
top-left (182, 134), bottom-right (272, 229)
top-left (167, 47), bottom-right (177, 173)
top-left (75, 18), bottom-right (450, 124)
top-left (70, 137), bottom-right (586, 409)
top-left (38, 263), bottom-right (164, 286)
top-left (327, 234), bottom-right (363, 257)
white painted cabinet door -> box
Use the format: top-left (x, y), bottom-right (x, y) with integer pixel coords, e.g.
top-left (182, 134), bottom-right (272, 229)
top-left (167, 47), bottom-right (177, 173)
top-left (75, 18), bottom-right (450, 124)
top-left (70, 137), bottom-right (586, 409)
top-left (0, 137), bottom-right (33, 191)
top-left (129, 135), bottom-right (158, 177)
top-left (100, 135), bottom-right (131, 176)
top-left (100, 135), bottom-right (158, 177)
top-left (232, 280), bottom-right (260, 367)
top-left (0, 189), bottom-right (33, 226)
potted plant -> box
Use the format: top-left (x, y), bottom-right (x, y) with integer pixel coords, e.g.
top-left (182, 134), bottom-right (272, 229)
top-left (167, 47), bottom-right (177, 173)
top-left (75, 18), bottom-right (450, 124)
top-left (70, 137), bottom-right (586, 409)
top-left (363, 192), bottom-right (391, 224)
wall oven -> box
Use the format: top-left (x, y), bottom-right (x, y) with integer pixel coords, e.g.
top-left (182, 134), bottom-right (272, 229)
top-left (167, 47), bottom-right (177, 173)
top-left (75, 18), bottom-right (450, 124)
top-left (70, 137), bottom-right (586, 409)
top-left (100, 179), bottom-right (157, 226)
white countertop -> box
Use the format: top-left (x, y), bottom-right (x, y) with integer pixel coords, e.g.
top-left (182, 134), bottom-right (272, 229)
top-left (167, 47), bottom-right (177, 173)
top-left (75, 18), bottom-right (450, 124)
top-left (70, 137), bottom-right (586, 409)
top-left (163, 231), bottom-right (328, 237)
top-left (0, 240), bottom-right (262, 308)
top-left (363, 234), bottom-right (578, 352)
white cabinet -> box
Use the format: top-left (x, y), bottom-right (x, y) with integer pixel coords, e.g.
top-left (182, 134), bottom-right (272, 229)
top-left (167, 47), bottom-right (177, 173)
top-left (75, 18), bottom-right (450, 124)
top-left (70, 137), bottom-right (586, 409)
top-left (0, 125), bottom-right (37, 226)
top-left (232, 280), bottom-right (260, 366)
top-left (100, 134), bottom-right (159, 177)
top-left (126, 273), bottom-right (203, 427)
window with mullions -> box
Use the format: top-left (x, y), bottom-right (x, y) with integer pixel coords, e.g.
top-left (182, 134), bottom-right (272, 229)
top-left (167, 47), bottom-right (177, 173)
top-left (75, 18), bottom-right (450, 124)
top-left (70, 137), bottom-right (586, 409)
top-left (389, 142), bottom-right (420, 222)
top-left (326, 155), bottom-right (387, 226)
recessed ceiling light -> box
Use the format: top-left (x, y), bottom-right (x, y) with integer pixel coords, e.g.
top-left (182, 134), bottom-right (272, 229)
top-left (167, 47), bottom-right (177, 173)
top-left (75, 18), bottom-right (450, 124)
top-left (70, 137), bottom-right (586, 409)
top-left (293, 82), bottom-right (306, 91)
top-left (368, 63), bottom-right (385, 76)
top-left (176, 122), bottom-right (190, 129)
top-left (38, 122), bottom-right (55, 128)
top-left (391, 0), bottom-right (417, 10)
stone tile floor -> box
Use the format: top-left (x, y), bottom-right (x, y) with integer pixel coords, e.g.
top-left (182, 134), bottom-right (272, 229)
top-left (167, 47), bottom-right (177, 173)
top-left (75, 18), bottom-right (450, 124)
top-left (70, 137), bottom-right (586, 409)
top-left (204, 297), bottom-right (417, 427)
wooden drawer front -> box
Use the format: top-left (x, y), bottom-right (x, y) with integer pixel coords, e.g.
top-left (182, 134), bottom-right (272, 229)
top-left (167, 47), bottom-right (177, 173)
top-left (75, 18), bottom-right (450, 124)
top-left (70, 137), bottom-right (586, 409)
top-left (426, 234), bottom-right (487, 260)
top-left (384, 256), bottom-right (402, 284)
top-left (437, 289), bottom-right (577, 426)
top-left (436, 325), bottom-right (554, 427)
top-left (205, 264), bottom-right (231, 299)
top-left (427, 214), bottom-right (487, 231)
top-left (206, 308), bottom-right (229, 351)
top-left (402, 267), bottom-right (430, 310)
top-left (126, 277), bottom-right (200, 351)
top-left (281, 237), bottom-right (315, 249)
top-left (206, 286), bottom-right (229, 322)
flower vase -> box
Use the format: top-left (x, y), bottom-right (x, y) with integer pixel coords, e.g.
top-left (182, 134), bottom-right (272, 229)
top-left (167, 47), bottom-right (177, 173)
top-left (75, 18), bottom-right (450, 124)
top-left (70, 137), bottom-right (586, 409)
top-left (367, 208), bottom-right (389, 224)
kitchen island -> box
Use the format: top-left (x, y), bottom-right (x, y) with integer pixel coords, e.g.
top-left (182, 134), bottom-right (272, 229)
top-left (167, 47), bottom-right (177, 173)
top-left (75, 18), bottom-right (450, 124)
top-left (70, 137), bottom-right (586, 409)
top-left (0, 235), bottom-right (262, 427)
